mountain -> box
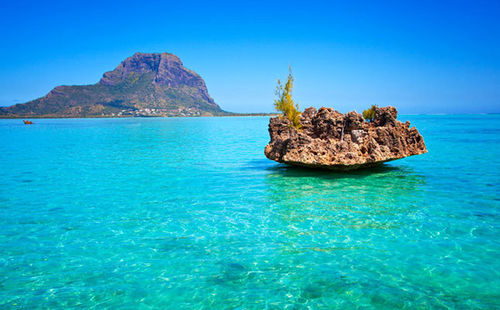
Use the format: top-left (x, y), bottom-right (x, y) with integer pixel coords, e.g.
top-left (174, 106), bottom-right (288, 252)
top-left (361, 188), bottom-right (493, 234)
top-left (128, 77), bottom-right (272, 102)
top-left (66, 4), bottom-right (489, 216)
top-left (0, 52), bottom-right (227, 117)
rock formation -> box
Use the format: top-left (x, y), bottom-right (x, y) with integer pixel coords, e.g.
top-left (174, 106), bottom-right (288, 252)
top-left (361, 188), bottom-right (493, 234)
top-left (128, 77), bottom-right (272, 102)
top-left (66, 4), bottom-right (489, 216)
top-left (265, 106), bottom-right (427, 170)
top-left (0, 52), bottom-right (227, 118)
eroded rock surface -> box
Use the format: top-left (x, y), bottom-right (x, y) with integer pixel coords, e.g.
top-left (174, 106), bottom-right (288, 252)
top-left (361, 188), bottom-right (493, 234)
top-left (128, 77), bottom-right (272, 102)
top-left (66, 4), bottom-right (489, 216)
top-left (264, 106), bottom-right (427, 170)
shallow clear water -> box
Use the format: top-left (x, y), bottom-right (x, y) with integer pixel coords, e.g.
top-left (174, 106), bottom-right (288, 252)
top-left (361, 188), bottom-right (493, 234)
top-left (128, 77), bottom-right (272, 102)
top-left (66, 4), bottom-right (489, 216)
top-left (0, 115), bottom-right (499, 309)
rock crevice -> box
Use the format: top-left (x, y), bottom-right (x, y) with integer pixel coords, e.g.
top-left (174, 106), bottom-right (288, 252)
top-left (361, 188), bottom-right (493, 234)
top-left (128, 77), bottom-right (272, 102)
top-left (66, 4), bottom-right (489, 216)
top-left (264, 106), bottom-right (427, 170)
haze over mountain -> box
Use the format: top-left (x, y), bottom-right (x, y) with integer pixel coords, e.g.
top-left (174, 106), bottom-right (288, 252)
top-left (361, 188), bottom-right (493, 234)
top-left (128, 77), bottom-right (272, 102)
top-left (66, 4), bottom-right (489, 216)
top-left (0, 52), bottom-right (227, 117)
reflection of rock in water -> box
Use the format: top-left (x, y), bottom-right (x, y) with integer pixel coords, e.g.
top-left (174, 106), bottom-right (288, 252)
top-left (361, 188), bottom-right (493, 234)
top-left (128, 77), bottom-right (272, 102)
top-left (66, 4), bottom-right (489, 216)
top-left (233, 165), bottom-right (431, 306)
top-left (263, 164), bottom-right (426, 249)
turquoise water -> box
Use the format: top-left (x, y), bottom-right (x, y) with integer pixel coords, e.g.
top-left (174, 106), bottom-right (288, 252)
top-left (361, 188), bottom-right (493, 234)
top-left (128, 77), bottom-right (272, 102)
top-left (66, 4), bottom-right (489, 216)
top-left (0, 115), bottom-right (499, 309)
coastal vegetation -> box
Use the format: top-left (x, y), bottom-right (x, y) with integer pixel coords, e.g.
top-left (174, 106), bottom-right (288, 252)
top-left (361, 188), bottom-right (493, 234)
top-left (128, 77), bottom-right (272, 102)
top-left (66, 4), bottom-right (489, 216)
top-left (362, 105), bottom-right (377, 122)
top-left (274, 67), bottom-right (302, 129)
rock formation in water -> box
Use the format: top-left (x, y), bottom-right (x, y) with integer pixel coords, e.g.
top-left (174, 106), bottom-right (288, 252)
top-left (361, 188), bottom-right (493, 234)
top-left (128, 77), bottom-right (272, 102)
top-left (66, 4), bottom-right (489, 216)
top-left (265, 106), bottom-right (427, 170)
top-left (0, 52), bottom-right (227, 118)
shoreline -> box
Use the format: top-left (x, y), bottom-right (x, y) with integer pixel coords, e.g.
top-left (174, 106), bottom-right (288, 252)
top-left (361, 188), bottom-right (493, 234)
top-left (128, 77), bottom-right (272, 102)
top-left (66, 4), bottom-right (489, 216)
top-left (1, 112), bottom-right (498, 120)
top-left (0, 113), bottom-right (280, 120)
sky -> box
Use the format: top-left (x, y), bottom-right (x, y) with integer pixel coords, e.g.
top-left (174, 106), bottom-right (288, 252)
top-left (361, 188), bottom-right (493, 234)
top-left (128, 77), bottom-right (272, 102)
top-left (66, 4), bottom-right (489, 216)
top-left (0, 0), bottom-right (499, 114)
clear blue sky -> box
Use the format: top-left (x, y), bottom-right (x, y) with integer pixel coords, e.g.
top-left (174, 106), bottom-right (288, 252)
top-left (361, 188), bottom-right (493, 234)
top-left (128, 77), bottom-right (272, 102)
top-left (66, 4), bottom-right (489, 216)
top-left (1, 0), bottom-right (499, 114)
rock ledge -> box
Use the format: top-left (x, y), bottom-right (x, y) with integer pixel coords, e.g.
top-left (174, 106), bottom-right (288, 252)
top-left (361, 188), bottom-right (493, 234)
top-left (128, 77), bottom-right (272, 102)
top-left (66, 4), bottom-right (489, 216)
top-left (264, 106), bottom-right (427, 170)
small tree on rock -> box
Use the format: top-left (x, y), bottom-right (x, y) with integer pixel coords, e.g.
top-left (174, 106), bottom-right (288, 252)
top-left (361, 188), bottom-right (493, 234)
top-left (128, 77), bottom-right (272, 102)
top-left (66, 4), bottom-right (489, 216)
top-left (274, 67), bottom-right (301, 130)
top-left (363, 105), bottom-right (377, 122)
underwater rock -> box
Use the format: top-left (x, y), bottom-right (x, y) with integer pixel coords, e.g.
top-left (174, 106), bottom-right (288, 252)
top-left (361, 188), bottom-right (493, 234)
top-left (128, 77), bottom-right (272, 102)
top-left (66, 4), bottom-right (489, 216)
top-left (264, 106), bottom-right (427, 170)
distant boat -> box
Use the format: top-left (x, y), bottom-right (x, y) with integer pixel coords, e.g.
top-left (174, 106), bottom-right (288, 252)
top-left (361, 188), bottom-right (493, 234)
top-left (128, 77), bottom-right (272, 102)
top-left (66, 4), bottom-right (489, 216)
top-left (23, 120), bottom-right (34, 125)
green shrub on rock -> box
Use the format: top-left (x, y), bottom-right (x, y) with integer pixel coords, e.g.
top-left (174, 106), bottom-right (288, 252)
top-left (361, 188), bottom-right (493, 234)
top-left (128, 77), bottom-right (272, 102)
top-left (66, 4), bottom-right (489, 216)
top-left (274, 67), bottom-right (301, 130)
top-left (363, 105), bottom-right (378, 122)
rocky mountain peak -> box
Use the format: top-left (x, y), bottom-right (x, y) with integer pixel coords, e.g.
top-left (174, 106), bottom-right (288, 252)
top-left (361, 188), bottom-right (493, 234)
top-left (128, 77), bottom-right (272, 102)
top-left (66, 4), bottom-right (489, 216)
top-left (99, 52), bottom-right (195, 86)
top-left (0, 52), bottom-right (225, 117)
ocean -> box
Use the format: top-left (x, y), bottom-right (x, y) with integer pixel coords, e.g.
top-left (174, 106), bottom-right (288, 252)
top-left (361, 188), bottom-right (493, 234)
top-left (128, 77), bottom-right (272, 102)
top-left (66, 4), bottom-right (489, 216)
top-left (0, 115), bottom-right (499, 308)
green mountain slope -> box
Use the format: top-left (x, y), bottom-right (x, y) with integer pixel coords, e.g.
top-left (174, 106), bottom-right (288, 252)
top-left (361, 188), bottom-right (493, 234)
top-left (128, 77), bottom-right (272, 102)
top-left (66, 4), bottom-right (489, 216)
top-left (0, 52), bottom-right (227, 117)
